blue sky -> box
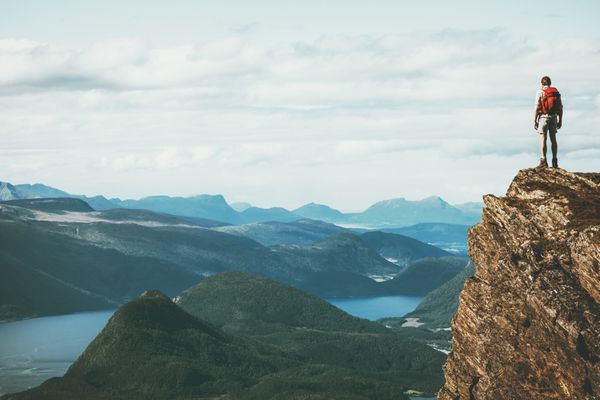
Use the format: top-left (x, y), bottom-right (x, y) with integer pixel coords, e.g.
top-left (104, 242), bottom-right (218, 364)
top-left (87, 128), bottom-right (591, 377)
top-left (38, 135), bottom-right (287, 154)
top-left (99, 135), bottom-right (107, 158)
top-left (1, 1), bottom-right (599, 210)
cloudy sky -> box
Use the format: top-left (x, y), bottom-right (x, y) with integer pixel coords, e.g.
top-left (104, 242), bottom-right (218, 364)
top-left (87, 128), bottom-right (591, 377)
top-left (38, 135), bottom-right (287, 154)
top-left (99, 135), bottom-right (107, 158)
top-left (2, 0), bottom-right (599, 210)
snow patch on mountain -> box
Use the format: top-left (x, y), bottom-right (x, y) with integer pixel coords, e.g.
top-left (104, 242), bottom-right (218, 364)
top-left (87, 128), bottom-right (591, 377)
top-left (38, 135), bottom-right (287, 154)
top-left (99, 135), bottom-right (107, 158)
top-left (30, 210), bottom-right (204, 229)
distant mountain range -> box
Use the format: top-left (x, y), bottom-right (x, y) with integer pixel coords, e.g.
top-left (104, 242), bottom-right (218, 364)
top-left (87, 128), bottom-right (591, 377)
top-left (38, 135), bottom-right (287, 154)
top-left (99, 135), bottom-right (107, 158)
top-left (382, 223), bottom-right (471, 255)
top-left (0, 198), bottom-right (466, 321)
top-left (0, 180), bottom-right (482, 228)
top-left (214, 220), bottom-right (457, 263)
top-left (293, 202), bottom-right (346, 222)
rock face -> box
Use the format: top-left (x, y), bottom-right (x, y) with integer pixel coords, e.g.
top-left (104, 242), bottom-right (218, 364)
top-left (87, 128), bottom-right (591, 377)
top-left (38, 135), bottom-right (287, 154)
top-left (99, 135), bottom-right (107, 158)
top-left (439, 168), bottom-right (599, 400)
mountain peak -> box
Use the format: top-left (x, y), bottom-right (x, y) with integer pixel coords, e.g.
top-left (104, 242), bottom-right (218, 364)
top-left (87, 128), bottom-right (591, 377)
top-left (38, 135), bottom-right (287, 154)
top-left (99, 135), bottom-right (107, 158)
top-left (190, 193), bottom-right (228, 203)
top-left (359, 195), bottom-right (477, 227)
top-left (0, 181), bottom-right (20, 201)
top-left (139, 289), bottom-right (172, 301)
top-left (371, 197), bottom-right (408, 207)
top-left (14, 183), bottom-right (70, 199)
top-left (419, 195), bottom-right (447, 204)
top-left (293, 202), bottom-right (344, 222)
top-left (439, 168), bottom-right (600, 399)
top-left (230, 201), bottom-right (252, 212)
top-left (177, 271), bottom-right (386, 334)
top-left (107, 288), bottom-right (217, 333)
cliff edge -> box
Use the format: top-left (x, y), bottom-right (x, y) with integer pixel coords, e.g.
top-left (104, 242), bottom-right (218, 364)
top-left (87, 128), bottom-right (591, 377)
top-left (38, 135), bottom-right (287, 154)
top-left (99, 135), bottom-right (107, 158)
top-left (439, 168), bottom-right (599, 400)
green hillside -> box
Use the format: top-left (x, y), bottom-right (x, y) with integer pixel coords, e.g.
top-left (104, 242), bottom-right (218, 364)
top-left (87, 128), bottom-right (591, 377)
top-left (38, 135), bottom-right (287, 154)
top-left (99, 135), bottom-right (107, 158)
top-left (0, 202), bottom-right (407, 320)
top-left (3, 290), bottom-right (414, 400)
top-left (274, 233), bottom-right (400, 279)
top-left (0, 199), bottom-right (468, 323)
top-left (2, 291), bottom-right (281, 400)
top-left (177, 272), bottom-right (446, 395)
top-left (380, 256), bottom-right (469, 295)
top-left (177, 271), bottom-right (385, 334)
top-left (402, 260), bottom-right (475, 328)
top-left (0, 206), bottom-right (200, 320)
top-left (360, 231), bottom-right (450, 265)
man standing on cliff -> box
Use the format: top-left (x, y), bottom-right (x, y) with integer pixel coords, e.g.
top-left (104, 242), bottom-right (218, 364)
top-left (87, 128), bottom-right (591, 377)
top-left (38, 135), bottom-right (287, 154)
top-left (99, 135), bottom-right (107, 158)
top-left (534, 76), bottom-right (563, 168)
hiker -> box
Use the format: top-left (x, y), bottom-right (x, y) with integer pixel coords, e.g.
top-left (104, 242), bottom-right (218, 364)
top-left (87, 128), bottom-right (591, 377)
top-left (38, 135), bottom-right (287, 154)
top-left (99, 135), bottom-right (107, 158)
top-left (534, 76), bottom-right (563, 168)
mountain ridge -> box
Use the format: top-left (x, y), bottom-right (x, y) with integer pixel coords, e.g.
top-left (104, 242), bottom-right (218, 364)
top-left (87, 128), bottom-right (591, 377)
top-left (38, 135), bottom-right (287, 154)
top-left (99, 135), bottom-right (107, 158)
top-left (1, 180), bottom-right (481, 227)
top-left (1, 200), bottom-right (466, 320)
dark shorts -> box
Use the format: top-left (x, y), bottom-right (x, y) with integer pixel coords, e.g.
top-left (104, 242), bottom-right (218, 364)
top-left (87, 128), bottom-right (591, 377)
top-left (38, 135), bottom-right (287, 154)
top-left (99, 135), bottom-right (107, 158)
top-left (538, 115), bottom-right (558, 135)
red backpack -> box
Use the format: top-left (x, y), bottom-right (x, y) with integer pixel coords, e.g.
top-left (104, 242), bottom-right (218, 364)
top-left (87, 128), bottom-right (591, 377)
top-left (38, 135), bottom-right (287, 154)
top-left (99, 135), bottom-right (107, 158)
top-left (540, 87), bottom-right (562, 115)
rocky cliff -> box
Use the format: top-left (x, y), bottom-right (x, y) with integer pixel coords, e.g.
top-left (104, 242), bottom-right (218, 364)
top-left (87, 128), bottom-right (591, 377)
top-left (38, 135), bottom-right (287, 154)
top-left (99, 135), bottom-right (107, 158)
top-left (439, 168), bottom-right (599, 400)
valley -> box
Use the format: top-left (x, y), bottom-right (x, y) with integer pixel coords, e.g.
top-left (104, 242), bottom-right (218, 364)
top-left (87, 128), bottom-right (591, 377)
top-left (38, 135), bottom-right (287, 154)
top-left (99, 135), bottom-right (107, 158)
top-left (0, 196), bottom-right (471, 322)
top-left (0, 182), bottom-right (478, 398)
top-left (1, 274), bottom-right (446, 399)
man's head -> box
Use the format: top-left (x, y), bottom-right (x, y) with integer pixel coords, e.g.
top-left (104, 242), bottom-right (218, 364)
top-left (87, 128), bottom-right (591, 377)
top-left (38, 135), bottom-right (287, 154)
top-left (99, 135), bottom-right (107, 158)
top-left (541, 76), bottom-right (551, 86)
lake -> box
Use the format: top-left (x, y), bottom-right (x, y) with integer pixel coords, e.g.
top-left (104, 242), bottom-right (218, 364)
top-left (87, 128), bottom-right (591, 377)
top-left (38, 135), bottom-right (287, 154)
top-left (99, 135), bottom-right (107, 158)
top-left (328, 295), bottom-right (424, 321)
top-left (0, 295), bottom-right (422, 395)
top-left (0, 310), bottom-right (114, 395)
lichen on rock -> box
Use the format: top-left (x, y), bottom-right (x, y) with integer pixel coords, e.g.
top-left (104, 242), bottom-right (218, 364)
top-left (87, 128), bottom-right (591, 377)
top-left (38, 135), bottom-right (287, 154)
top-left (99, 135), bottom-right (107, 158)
top-left (439, 168), bottom-right (599, 400)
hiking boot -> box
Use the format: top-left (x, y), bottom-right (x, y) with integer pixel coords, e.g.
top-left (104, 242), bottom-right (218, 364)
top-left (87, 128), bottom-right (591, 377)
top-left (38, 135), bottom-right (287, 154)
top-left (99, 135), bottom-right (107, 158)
top-left (552, 158), bottom-right (558, 168)
top-left (538, 158), bottom-right (548, 168)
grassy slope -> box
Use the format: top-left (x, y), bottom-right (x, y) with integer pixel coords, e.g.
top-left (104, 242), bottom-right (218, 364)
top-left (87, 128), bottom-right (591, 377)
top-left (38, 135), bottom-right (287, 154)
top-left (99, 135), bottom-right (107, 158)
top-left (0, 213), bottom-right (200, 318)
top-left (403, 261), bottom-right (475, 327)
top-left (380, 261), bottom-right (475, 330)
top-left (3, 291), bottom-right (412, 400)
top-left (360, 231), bottom-right (450, 265)
top-left (380, 256), bottom-right (469, 295)
top-left (178, 272), bottom-right (446, 395)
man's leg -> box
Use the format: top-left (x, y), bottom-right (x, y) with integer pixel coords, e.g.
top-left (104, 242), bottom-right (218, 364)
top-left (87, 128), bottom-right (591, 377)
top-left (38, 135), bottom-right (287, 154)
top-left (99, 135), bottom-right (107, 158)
top-left (550, 128), bottom-right (558, 168)
top-left (540, 132), bottom-right (547, 160)
top-left (539, 131), bottom-right (548, 167)
top-left (537, 117), bottom-right (549, 167)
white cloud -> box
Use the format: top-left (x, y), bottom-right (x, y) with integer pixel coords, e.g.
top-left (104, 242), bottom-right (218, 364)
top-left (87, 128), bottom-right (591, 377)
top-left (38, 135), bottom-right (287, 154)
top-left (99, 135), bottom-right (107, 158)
top-left (1, 29), bottom-right (599, 207)
top-left (80, 38), bottom-right (147, 72)
top-left (111, 154), bottom-right (151, 172)
top-left (1, 31), bottom-right (598, 109)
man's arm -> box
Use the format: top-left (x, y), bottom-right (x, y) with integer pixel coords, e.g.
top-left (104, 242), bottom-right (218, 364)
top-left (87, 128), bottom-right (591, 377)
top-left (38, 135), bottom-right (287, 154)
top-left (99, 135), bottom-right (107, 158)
top-left (557, 106), bottom-right (563, 129)
top-left (534, 90), bottom-right (541, 130)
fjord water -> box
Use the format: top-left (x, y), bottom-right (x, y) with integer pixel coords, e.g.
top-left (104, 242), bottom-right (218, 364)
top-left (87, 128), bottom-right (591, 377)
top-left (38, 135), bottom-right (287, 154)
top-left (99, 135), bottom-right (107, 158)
top-left (0, 295), bottom-right (423, 395)
top-left (0, 310), bottom-right (114, 395)
top-left (328, 295), bottom-right (424, 321)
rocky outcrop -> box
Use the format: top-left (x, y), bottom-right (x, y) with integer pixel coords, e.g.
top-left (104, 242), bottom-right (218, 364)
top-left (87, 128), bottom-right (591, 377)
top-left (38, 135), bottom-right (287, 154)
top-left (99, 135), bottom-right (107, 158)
top-left (439, 168), bottom-right (599, 400)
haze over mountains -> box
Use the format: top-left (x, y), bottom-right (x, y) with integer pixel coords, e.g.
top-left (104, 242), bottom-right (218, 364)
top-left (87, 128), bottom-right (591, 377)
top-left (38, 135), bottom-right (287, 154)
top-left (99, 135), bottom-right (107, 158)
top-left (0, 196), bottom-right (470, 321)
top-left (0, 180), bottom-right (482, 228)
top-left (0, 177), bottom-right (475, 397)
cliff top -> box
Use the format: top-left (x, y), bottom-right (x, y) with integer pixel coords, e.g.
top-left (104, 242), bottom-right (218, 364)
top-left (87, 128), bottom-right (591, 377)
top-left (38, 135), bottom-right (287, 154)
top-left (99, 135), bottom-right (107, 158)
top-left (441, 167), bottom-right (599, 400)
